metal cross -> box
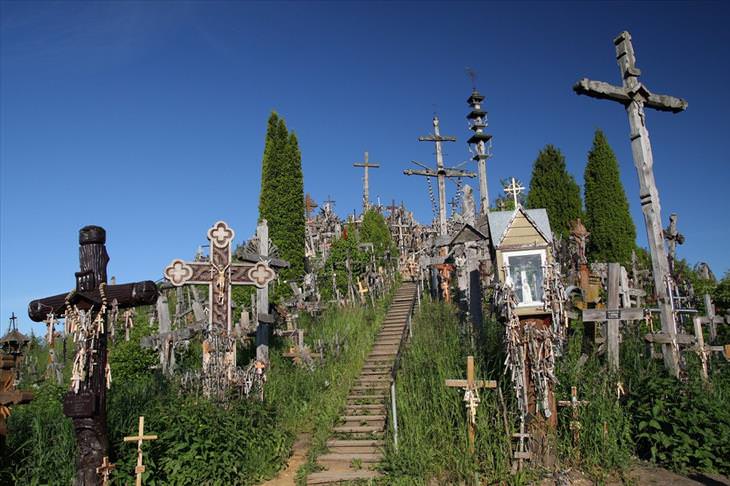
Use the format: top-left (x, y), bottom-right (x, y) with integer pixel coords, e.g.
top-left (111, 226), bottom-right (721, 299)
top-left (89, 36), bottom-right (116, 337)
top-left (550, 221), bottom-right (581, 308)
top-left (574, 31), bottom-right (687, 377)
top-left (123, 416), bottom-right (157, 486)
top-left (503, 177), bottom-right (524, 208)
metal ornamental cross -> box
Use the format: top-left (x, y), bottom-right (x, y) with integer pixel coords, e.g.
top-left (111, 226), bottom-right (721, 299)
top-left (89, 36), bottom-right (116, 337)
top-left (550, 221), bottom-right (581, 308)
top-left (123, 416), bottom-right (157, 486)
top-left (574, 31), bottom-right (687, 378)
top-left (503, 177), bottom-right (524, 208)
top-left (164, 221), bottom-right (276, 335)
top-left (444, 355), bottom-right (497, 452)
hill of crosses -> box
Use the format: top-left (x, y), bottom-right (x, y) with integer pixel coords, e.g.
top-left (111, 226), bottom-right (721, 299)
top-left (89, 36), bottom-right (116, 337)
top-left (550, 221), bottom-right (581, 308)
top-left (2, 31), bottom-right (729, 486)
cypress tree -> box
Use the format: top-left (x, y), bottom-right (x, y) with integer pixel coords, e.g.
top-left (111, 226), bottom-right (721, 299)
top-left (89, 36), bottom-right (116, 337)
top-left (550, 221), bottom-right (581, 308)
top-left (258, 112), bottom-right (305, 294)
top-left (583, 129), bottom-right (636, 264)
top-left (526, 145), bottom-right (583, 238)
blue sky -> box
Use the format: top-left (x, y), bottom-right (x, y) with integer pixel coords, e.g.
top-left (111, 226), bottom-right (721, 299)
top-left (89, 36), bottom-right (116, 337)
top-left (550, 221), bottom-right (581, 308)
top-left (2, 1), bottom-right (729, 334)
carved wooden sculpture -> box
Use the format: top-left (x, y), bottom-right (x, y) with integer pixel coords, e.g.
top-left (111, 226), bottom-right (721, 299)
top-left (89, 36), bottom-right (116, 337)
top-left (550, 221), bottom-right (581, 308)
top-left (28, 226), bottom-right (158, 485)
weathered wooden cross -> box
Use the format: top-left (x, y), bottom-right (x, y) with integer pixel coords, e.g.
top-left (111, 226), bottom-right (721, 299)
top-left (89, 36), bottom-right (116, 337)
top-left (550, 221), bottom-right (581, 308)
top-left (123, 416), bottom-right (157, 486)
top-left (557, 386), bottom-right (589, 445)
top-left (575, 31), bottom-right (688, 377)
top-left (28, 226), bottom-right (158, 484)
top-left (404, 116), bottom-right (476, 237)
top-left (663, 213), bottom-right (685, 275)
top-left (444, 355), bottom-right (497, 453)
top-left (353, 151), bottom-right (380, 212)
top-left (700, 294), bottom-right (725, 343)
top-left (96, 456), bottom-right (116, 486)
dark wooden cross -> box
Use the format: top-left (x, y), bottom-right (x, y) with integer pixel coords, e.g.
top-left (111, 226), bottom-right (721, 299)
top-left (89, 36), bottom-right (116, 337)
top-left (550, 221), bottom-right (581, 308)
top-left (663, 213), bottom-right (685, 275)
top-left (574, 31), bottom-right (687, 378)
top-left (27, 226), bottom-right (158, 485)
top-left (0, 354), bottom-right (34, 438)
top-left (557, 386), bottom-right (589, 445)
top-left (444, 355), bottom-right (496, 453)
top-left (353, 151), bottom-right (380, 211)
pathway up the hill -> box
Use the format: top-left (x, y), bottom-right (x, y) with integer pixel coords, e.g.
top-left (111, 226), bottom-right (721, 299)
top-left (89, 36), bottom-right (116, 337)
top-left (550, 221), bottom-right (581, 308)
top-left (306, 282), bottom-right (417, 485)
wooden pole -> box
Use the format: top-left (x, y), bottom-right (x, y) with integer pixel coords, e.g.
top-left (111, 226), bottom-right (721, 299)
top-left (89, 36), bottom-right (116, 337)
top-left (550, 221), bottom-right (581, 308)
top-left (607, 263), bottom-right (620, 372)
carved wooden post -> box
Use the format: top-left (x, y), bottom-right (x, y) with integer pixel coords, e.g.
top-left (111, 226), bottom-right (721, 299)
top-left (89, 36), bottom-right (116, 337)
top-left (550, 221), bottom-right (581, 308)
top-left (28, 226), bottom-right (157, 485)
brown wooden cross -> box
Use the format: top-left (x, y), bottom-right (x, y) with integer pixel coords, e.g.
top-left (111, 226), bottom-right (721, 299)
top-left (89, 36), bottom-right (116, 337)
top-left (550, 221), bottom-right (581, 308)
top-left (574, 31), bottom-right (687, 378)
top-left (557, 386), bottom-right (589, 445)
top-left (96, 456), bottom-right (116, 486)
top-left (164, 221), bottom-right (281, 336)
top-left (27, 225), bottom-right (158, 485)
top-left (445, 355), bottom-right (497, 452)
top-left (0, 354), bottom-right (34, 437)
top-left (124, 416), bottom-right (157, 486)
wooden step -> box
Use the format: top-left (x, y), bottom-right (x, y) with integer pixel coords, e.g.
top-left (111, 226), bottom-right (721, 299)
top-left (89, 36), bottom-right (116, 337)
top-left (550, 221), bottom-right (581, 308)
top-left (347, 395), bottom-right (386, 402)
top-left (340, 414), bottom-right (386, 422)
top-left (357, 375), bottom-right (389, 382)
top-left (307, 470), bottom-right (382, 485)
top-left (328, 445), bottom-right (382, 454)
top-left (332, 425), bottom-right (383, 434)
top-left (327, 439), bottom-right (384, 447)
top-left (318, 452), bottom-right (383, 463)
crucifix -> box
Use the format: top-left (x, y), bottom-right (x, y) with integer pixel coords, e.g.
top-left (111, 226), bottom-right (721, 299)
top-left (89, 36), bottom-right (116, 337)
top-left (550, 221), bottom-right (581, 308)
top-left (27, 226), bottom-right (158, 485)
top-left (663, 213), bottom-right (685, 275)
top-left (123, 416), bottom-right (157, 486)
top-left (557, 386), bottom-right (589, 445)
top-left (503, 177), bottom-right (524, 209)
top-left (164, 221), bottom-right (284, 381)
top-left (574, 31), bottom-right (687, 377)
top-left (444, 355), bottom-right (497, 453)
top-left (353, 151), bottom-right (380, 212)
top-left (96, 456), bottom-right (115, 486)
top-left (404, 116), bottom-right (476, 237)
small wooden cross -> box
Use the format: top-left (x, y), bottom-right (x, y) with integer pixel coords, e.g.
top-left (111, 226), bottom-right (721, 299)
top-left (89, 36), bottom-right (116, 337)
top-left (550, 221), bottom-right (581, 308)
top-left (503, 177), bottom-right (524, 208)
top-left (444, 355), bottom-right (497, 453)
top-left (96, 456), bottom-right (116, 486)
top-left (557, 386), bottom-right (589, 445)
top-left (123, 416), bottom-right (157, 486)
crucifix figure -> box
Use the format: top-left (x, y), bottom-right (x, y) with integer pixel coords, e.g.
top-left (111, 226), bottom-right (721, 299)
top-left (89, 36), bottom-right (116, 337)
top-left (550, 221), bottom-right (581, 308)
top-left (123, 416), bottom-right (157, 486)
top-left (404, 116), bottom-right (476, 237)
top-left (164, 221), bottom-right (284, 382)
top-left (444, 355), bottom-right (497, 453)
top-left (503, 177), bottom-right (524, 209)
top-left (663, 213), bottom-right (685, 275)
top-left (28, 226), bottom-right (158, 485)
top-left (353, 151), bottom-right (380, 212)
top-left (96, 456), bottom-right (115, 486)
top-left (557, 386), bottom-right (589, 445)
top-left (574, 31), bottom-right (687, 377)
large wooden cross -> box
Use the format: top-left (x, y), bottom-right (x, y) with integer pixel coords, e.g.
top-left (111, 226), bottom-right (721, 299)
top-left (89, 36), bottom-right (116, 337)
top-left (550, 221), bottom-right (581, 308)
top-left (404, 116), bottom-right (476, 237)
top-left (27, 226), bottom-right (158, 485)
top-left (164, 221), bottom-right (277, 336)
top-left (574, 31), bottom-right (687, 377)
top-left (353, 151), bottom-right (380, 212)
top-left (123, 416), bottom-right (157, 486)
top-left (445, 355), bottom-right (497, 453)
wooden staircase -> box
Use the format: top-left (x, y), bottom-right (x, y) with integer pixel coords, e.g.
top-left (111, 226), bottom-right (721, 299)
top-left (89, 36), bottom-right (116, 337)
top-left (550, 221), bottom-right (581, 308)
top-left (306, 282), bottom-right (417, 485)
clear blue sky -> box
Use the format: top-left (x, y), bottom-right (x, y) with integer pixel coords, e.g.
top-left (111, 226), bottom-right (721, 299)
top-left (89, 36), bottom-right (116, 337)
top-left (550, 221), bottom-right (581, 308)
top-left (2, 1), bottom-right (729, 334)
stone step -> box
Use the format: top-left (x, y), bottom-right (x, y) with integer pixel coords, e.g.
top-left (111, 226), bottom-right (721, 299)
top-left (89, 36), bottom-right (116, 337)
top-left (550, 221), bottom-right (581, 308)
top-left (307, 470), bottom-right (382, 485)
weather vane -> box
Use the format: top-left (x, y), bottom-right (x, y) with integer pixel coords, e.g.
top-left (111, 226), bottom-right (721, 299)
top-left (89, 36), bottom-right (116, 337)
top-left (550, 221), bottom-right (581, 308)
top-left (465, 67), bottom-right (478, 90)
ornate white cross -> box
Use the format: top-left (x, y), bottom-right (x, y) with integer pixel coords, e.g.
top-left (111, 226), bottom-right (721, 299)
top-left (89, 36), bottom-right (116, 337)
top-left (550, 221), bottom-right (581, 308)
top-left (504, 177), bottom-right (525, 208)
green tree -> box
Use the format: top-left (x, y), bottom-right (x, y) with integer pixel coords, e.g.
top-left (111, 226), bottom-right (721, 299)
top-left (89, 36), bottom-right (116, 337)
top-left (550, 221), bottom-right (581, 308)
top-left (359, 209), bottom-right (396, 260)
top-left (526, 145), bottom-right (582, 238)
top-left (584, 129), bottom-right (636, 264)
top-left (258, 112), bottom-right (305, 297)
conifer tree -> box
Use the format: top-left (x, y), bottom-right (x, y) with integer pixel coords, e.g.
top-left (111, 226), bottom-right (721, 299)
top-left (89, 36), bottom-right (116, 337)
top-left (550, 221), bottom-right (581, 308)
top-left (360, 209), bottom-right (396, 260)
top-left (526, 145), bottom-right (582, 238)
top-left (583, 129), bottom-right (636, 264)
top-left (258, 112), bottom-right (305, 294)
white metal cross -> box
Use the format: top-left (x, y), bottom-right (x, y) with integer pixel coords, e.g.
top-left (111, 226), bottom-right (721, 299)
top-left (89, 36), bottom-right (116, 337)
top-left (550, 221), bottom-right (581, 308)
top-left (504, 177), bottom-right (525, 207)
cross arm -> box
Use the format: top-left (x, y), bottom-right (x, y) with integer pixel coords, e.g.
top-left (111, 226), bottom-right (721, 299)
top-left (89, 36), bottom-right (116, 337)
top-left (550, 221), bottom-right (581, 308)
top-left (0, 390), bottom-right (34, 405)
top-left (28, 281), bottom-right (158, 322)
top-left (445, 379), bottom-right (497, 389)
top-left (403, 169), bottom-right (437, 177)
top-left (419, 135), bottom-right (456, 142)
top-left (353, 163), bottom-right (381, 168)
top-left (443, 168), bottom-right (477, 178)
top-left (574, 78), bottom-right (688, 113)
